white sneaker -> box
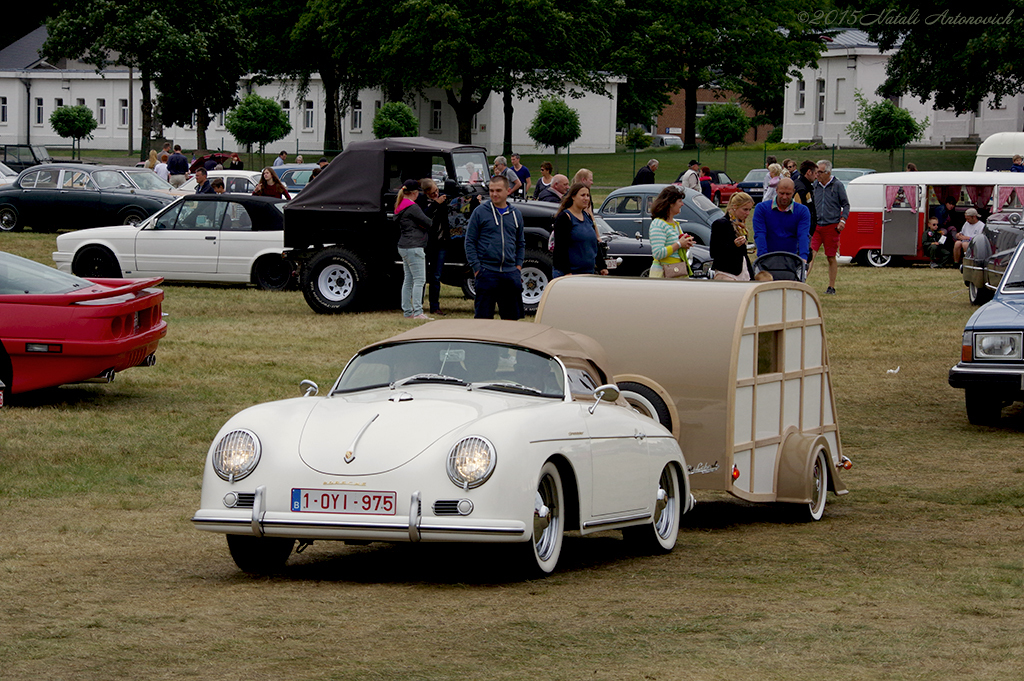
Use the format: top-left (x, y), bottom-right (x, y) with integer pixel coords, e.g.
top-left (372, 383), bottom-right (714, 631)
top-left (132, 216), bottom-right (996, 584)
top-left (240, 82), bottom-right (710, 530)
top-left (412, 314), bottom-right (434, 320)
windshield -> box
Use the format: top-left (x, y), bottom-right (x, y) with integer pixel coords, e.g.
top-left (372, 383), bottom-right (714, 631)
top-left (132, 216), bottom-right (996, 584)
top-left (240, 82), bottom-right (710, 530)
top-left (453, 151), bottom-right (489, 185)
top-left (742, 169), bottom-right (768, 183)
top-left (0, 162), bottom-right (14, 177)
top-left (335, 340), bottom-right (565, 397)
top-left (1002, 243), bottom-right (1024, 291)
top-left (0, 251), bottom-right (95, 294)
top-left (32, 146), bottom-right (52, 161)
top-left (125, 170), bottom-right (173, 190)
top-left (690, 192), bottom-right (725, 220)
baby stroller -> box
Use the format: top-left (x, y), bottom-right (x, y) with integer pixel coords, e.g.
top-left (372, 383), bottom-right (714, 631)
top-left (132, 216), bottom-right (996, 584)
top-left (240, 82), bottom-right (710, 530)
top-left (753, 251), bottom-right (807, 282)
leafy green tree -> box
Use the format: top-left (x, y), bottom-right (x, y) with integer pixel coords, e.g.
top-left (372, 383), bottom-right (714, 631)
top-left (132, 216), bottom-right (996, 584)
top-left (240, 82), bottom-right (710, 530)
top-left (372, 102), bottom-right (419, 138)
top-left (226, 94), bottom-right (292, 157)
top-left (695, 103), bottom-right (749, 171)
top-left (44, 0), bottom-right (172, 155)
top-left (837, 0), bottom-right (1024, 114)
top-left (846, 90), bottom-right (928, 170)
top-left (527, 98), bottom-right (581, 155)
top-left (49, 105), bottom-right (98, 159)
top-left (623, 127), bottom-right (653, 150)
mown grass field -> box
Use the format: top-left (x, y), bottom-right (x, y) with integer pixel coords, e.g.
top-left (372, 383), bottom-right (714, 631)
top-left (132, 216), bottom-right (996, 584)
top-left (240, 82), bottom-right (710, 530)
top-left (2, 209), bottom-right (1023, 679)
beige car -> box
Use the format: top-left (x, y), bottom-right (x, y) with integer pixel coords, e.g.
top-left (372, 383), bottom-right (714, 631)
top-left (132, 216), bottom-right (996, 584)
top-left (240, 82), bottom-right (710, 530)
top-left (536, 276), bottom-right (851, 520)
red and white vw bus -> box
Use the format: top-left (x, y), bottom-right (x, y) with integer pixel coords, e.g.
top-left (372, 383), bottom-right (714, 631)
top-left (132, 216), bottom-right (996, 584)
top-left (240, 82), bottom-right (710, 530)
top-left (843, 171), bottom-right (1024, 267)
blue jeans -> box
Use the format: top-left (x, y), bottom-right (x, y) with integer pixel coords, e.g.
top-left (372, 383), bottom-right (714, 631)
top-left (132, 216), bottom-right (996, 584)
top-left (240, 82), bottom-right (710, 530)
top-left (398, 247), bottom-right (426, 316)
top-left (474, 269), bottom-right (523, 320)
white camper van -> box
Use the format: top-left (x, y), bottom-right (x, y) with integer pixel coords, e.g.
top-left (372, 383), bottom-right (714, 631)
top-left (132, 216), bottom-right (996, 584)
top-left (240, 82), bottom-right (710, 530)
top-left (973, 132), bottom-right (1024, 172)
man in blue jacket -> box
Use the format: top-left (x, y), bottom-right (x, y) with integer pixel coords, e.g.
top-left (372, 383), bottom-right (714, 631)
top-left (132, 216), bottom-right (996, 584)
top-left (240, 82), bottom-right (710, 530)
top-left (753, 177), bottom-right (811, 261)
top-left (465, 175), bottom-right (525, 319)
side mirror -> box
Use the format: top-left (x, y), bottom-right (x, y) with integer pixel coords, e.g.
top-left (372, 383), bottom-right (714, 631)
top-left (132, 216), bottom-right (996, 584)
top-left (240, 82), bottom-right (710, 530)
top-left (588, 384), bottom-right (620, 414)
top-left (635, 231), bottom-right (642, 240)
top-left (300, 379), bottom-right (319, 397)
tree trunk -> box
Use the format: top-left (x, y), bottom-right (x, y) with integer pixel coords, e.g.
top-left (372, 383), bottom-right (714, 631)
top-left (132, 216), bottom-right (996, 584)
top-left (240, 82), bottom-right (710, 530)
top-left (140, 70), bottom-right (153, 158)
top-left (196, 113), bottom-right (209, 152)
top-left (683, 78), bottom-right (698, 148)
top-left (321, 69), bottom-right (342, 153)
top-left (502, 82), bottom-right (513, 157)
top-left (446, 79), bottom-right (489, 145)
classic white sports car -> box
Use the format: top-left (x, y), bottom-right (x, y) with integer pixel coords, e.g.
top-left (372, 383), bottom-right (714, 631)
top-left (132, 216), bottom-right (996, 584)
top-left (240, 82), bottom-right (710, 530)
top-left (192, 320), bottom-right (694, 576)
top-left (52, 194), bottom-right (294, 290)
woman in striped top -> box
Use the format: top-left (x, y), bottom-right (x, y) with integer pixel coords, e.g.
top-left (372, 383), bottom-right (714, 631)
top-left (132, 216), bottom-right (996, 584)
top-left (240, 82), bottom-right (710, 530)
top-left (649, 185), bottom-right (695, 278)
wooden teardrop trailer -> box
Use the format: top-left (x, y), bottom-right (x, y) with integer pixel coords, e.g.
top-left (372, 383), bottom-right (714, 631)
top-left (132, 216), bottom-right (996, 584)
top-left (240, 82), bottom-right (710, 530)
top-left (536, 276), bottom-right (850, 520)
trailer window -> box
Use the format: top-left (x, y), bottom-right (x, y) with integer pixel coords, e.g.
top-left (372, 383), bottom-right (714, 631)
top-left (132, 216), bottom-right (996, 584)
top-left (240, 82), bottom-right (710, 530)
top-left (757, 331), bottom-right (781, 375)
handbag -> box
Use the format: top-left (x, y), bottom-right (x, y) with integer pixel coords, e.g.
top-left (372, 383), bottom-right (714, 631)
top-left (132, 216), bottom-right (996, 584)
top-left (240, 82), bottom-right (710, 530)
top-left (660, 220), bottom-right (692, 279)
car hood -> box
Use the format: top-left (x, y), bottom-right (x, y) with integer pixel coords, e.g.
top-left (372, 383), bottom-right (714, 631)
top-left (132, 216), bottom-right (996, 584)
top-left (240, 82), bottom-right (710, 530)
top-left (298, 386), bottom-right (547, 475)
top-left (968, 294), bottom-right (1024, 328)
top-left (56, 223), bottom-right (141, 246)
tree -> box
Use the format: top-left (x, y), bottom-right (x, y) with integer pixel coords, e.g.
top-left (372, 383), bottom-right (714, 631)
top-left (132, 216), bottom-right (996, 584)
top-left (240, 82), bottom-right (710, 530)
top-left (49, 105), bottom-right (97, 159)
top-left (623, 127), bottom-right (653, 150)
top-left (225, 94), bottom-right (291, 157)
top-left (695, 103), bottom-right (749, 171)
top-left (44, 0), bottom-right (172, 156)
top-left (372, 102), bottom-right (419, 138)
top-left (837, 0), bottom-right (1024, 115)
top-left (846, 90), bottom-right (928, 170)
top-left (527, 98), bottom-right (581, 155)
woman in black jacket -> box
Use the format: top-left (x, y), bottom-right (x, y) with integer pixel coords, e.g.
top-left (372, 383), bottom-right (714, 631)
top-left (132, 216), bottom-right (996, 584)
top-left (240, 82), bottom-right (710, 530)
top-left (395, 179), bottom-right (433, 319)
top-left (711, 192), bottom-right (755, 281)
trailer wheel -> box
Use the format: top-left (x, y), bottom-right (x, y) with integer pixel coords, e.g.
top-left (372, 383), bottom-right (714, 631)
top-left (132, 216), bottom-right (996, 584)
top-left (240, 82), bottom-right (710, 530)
top-left (618, 381), bottom-right (672, 431)
top-left (301, 247), bottom-right (368, 313)
top-left (792, 448), bottom-right (829, 522)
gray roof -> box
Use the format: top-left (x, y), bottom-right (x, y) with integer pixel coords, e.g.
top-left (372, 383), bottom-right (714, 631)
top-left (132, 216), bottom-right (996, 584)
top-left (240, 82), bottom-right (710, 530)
top-left (0, 26), bottom-right (50, 70)
top-left (826, 28), bottom-right (902, 52)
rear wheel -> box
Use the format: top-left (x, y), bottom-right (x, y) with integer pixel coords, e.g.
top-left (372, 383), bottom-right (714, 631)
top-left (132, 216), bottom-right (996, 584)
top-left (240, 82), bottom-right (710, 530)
top-left (226, 534), bottom-right (295, 575)
top-left (520, 249), bottom-right (552, 314)
top-left (968, 281), bottom-right (993, 306)
top-left (965, 387), bottom-right (1003, 426)
top-left (713, 191), bottom-right (721, 205)
top-left (618, 381), bottom-right (672, 431)
top-left (792, 448), bottom-right (829, 522)
top-left (623, 464), bottom-right (681, 552)
top-left (517, 462), bottom-right (564, 576)
top-left (301, 247), bottom-right (368, 313)
top-left (252, 255), bottom-right (294, 291)
top-left (72, 246), bottom-right (121, 279)
top-left (0, 205), bottom-right (21, 232)
top-left (863, 249), bottom-right (892, 268)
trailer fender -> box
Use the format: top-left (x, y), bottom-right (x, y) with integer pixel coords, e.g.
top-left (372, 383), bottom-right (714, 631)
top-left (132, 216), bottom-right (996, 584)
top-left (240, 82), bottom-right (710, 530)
top-left (613, 374), bottom-right (680, 436)
top-left (776, 429), bottom-right (846, 504)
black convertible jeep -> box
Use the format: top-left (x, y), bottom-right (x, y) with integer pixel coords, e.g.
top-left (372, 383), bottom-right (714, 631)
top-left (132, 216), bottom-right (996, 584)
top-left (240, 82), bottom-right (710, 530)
top-left (284, 137), bottom-right (559, 314)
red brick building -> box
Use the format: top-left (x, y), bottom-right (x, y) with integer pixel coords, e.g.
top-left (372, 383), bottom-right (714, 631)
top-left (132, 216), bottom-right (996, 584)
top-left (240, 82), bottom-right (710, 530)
top-left (656, 89), bottom-right (774, 144)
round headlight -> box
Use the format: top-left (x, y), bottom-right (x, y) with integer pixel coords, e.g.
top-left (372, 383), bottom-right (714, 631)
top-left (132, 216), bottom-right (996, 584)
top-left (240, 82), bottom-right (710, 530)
top-left (447, 436), bottom-right (496, 489)
top-left (212, 429), bottom-right (261, 482)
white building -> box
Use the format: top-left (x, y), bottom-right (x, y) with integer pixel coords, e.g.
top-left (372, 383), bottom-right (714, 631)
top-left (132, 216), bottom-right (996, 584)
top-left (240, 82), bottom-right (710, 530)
top-left (0, 27), bottom-right (620, 156)
top-left (783, 29), bottom-right (1024, 147)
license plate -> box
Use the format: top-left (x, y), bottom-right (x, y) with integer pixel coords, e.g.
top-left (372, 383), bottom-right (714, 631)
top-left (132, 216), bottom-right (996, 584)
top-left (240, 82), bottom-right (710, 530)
top-left (291, 488), bottom-right (396, 515)
top-left (605, 258), bottom-right (618, 270)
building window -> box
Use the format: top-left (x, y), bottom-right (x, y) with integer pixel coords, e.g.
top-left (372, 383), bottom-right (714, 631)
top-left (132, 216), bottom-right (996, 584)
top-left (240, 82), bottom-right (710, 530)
top-left (119, 99), bottom-right (129, 126)
top-left (797, 79), bottom-right (806, 111)
top-left (351, 101), bottom-right (362, 131)
top-left (35, 98), bottom-right (44, 125)
top-left (834, 78), bottom-right (845, 114)
top-left (97, 99), bottom-right (106, 126)
top-left (816, 79), bottom-right (825, 122)
top-left (430, 100), bottom-right (442, 132)
top-left (218, 110), bottom-right (225, 127)
top-left (303, 100), bottom-right (314, 130)
top-left (54, 98), bottom-right (64, 109)
top-left (1, 96), bottom-right (7, 123)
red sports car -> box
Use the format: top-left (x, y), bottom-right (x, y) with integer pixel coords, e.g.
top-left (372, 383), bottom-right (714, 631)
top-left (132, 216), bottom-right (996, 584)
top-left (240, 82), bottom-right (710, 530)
top-left (0, 251), bottom-right (167, 402)
top-left (674, 169), bottom-right (739, 206)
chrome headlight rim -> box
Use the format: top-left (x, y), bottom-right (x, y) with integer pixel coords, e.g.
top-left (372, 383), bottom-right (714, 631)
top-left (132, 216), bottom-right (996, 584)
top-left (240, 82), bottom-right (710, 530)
top-left (212, 428), bottom-right (262, 483)
top-left (974, 331), bottom-right (1024, 360)
top-left (446, 436), bottom-right (497, 490)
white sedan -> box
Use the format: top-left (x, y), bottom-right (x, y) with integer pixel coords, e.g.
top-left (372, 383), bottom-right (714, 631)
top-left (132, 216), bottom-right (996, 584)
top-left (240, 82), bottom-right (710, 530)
top-left (192, 320), bottom-right (694, 577)
top-left (53, 194), bottom-right (294, 290)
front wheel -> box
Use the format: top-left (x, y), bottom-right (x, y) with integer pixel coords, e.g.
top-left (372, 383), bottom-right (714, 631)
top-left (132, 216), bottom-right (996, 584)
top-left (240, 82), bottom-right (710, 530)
top-left (517, 461), bottom-right (565, 576)
top-left (226, 534), bottom-right (295, 575)
top-left (713, 191), bottom-right (721, 205)
top-left (965, 387), bottom-right (1003, 426)
top-left (622, 464), bottom-right (681, 552)
top-left (72, 246), bottom-right (121, 279)
top-left (0, 205), bottom-right (22, 232)
top-left (252, 255), bottom-right (294, 291)
top-left (863, 249), bottom-right (892, 268)
top-left (968, 281), bottom-right (993, 306)
top-left (301, 247), bottom-right (369, 314)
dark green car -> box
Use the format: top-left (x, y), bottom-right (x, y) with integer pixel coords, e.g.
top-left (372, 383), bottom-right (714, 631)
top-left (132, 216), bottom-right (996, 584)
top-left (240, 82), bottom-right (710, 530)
top-left (0, 163), bottom-right (175, 233)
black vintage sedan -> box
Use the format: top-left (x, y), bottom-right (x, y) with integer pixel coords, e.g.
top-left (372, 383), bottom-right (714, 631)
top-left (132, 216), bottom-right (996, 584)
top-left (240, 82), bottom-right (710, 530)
top-left (0, 164), bottom-right (175, 233)
top-left (962, 211), bottom-right (1024, 305)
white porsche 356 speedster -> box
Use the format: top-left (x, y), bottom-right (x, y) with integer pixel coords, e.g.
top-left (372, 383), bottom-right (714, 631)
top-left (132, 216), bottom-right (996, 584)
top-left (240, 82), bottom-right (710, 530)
top-left (192, 320), bottom-right (694, 576)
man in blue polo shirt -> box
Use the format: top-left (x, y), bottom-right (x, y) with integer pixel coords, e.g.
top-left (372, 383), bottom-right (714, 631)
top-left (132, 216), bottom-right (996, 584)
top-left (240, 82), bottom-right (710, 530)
top-left (752, 177), bottom-right (811, 261)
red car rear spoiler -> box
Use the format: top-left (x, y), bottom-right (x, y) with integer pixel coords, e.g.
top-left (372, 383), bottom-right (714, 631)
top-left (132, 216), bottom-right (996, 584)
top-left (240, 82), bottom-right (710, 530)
top-left (1, 278), bottom-right (164, 306)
